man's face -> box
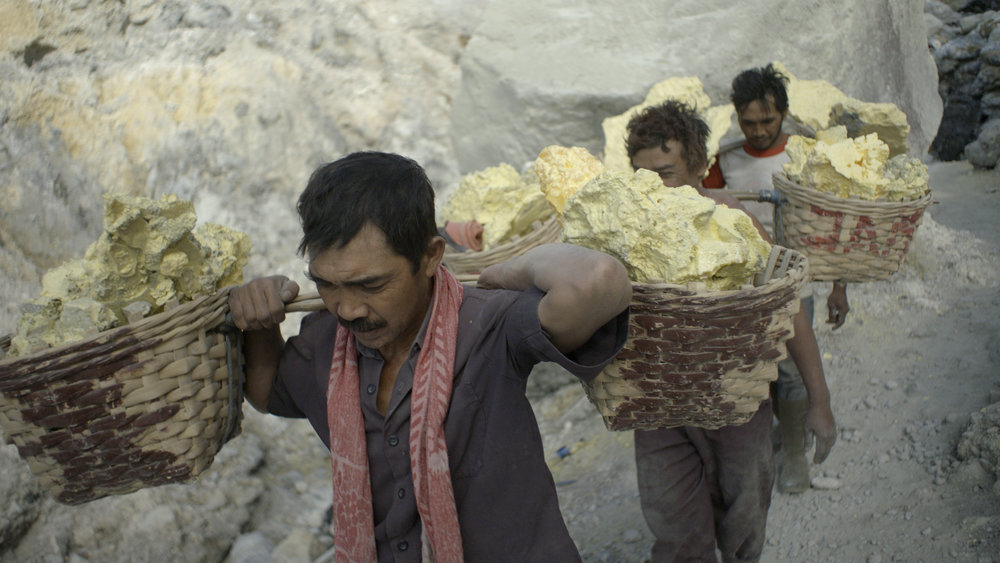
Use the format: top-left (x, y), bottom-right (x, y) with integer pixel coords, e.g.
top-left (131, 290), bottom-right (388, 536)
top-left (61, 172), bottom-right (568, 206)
top-left (307, 223), bottom-right (440, 356)
top-left (631, 139), bottom-right (705, 188)
top-left (737, 95), bottom-right (786, 151)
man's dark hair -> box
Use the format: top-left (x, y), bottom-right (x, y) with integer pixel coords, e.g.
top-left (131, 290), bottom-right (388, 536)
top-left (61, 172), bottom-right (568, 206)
top-left (730, 63), bottom-right (790, 114)
top-left (297, 151), bottom-right (437, 272)
top-left (625, 100), bottom-right (710, 173)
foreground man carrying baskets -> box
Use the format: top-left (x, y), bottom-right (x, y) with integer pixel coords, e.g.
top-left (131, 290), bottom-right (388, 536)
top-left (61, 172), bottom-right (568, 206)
top-left (229, 151), bottom-right (631, 562)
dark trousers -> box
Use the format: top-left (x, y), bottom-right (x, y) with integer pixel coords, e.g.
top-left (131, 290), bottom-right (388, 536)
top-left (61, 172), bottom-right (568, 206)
top-left (634, 400), bottom-right (775, 562)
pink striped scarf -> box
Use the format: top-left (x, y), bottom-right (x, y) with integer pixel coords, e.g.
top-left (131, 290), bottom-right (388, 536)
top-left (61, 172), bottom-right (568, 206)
top-left (327, 265), bottom-right (465, 562)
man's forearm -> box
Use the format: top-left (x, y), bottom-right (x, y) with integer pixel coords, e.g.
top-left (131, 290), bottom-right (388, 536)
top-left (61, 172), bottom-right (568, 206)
top-left (786, 308), bottom-right (831, 407)
top-left (478, 243), bottom-right (632, 353)
top-left (243, 327), bottom-right (285, 412)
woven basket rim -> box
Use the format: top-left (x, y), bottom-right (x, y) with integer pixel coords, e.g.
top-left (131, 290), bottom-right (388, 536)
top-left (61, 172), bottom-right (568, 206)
top-left (442, 214), bottom-right (563, 271)
top-left (772, 172), bottom-right (933, 213)
top-left (0, 287), bottom-right (234, 371)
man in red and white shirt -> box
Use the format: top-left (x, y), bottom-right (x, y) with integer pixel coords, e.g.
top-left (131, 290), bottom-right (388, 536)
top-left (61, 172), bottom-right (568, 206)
top-left (704, 64), bottom-right (848, 495)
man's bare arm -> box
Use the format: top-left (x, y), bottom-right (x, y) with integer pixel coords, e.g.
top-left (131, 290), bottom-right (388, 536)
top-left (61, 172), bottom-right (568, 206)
top-left (477, 243), bottom-right (632, 354)
top-left (229, 276), bottom-right (300, 411)
top-left (785, 307), bottom-right (837, 463)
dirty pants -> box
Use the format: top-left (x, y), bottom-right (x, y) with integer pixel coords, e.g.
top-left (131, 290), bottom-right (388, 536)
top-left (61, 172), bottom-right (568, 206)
top-left (634, 399), bottom-right (775, 563)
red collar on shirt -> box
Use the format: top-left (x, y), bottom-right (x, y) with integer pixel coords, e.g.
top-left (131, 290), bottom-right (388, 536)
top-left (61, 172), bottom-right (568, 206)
top-left (742, 138), bottom-right (788, 158)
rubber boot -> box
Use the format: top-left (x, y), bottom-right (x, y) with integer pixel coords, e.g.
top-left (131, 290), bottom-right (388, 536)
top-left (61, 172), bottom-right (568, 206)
top-left (775, 397), bottom-right (810, 494)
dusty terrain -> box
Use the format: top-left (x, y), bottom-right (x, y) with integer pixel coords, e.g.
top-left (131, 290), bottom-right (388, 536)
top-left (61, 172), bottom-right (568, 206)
top-left (531, 159), bottom-right (1000, 562)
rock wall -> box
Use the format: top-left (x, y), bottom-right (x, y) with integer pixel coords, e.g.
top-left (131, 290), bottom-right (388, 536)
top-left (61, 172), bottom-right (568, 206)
top-left (450, 0), bottom-right (942, 175)
top-left (926, 0), bottom-right (1000, 167)
top-left (0, 0), bottom-right (485, 333)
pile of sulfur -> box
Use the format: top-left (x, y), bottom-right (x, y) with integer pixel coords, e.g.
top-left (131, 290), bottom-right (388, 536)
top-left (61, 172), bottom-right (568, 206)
top-left (534, 145), bottom-right (606, 213)
top-left (562, 169), bottom-right (771, 289)
top-left (783, 126), bottom-right (930, 202)
top-left (6, 193), bottom-right (251, 358)
top-left (439, 162), bottom-right (553, 250)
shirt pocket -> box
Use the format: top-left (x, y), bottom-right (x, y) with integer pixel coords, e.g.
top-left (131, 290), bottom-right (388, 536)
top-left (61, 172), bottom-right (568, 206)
top-left (444, 381), bottom-right (487, 479)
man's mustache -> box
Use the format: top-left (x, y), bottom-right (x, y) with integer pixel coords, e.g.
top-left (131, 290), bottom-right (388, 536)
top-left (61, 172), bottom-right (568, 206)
top-left (337, 316), bottom-right (387, 332)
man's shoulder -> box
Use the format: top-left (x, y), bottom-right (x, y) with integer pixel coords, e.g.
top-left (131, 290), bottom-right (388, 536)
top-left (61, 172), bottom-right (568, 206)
top-left (719, 142), bottom-right (789, 172)
top-left (459, 285), bottom-right (537, 318)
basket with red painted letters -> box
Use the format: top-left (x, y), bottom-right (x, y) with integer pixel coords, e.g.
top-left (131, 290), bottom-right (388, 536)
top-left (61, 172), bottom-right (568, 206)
top-left (771, 172), bottom-right (932, 282)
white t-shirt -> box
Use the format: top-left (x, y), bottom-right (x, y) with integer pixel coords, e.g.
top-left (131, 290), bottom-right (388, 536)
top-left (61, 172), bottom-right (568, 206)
top-left (716, 143), bottom-right (790, 233)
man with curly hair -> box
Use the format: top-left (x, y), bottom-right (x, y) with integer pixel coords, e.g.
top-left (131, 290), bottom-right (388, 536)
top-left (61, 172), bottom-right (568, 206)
top-left (625, 100), bottom-right (836, 562)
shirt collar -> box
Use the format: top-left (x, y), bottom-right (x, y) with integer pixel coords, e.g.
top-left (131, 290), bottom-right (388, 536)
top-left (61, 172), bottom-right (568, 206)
top-left (742, 137), bottom-right (788, 158)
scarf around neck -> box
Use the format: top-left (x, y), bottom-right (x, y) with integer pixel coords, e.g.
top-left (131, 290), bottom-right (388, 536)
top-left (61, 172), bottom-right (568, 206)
top-left (327, 264), bottom-right (465, 562)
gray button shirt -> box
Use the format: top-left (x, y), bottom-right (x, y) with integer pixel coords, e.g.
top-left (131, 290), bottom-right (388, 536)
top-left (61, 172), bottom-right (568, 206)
top-left (268, 285), bottom-right (628, 562)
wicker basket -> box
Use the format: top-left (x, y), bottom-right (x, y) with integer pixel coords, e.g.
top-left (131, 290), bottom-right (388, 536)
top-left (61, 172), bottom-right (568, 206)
top-left (772, 172), bottom-right (932, 282)
top-left (0, 288), bottom-right (244, 505)
top-left (442, 215), bottom-right (563, 275)
top-left (582, 245), bottom-right (808, 431)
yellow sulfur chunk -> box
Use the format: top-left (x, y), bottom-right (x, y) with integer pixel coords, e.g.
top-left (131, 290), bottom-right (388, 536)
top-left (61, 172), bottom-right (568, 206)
top-left (784, 132), bottom-right (889, 200)
top-left (783, 129), bottom-right (929, 201)
top-left (773, 61), bottom-right (911, 156)
top-left (830, 100), bottom-right (911, 157)
top-left (8, 193), bottom-right (251, 357)
top-left (883, 154), bottom-right (930, 201)
top-left (440, 163), bottom-right (552, 250)
top-left (534, 146), bottom-right (605, 214)
top-left (561, 169), bottom-right (771, 288)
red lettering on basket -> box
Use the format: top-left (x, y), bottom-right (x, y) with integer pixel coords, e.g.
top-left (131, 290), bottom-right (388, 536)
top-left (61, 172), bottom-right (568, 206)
top-left (800, 206), bottom-right (925, 259)
top-left (801, 205), bottom-right (845, 251)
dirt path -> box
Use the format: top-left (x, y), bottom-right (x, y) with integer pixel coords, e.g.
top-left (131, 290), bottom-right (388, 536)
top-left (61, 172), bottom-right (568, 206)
top-left (532, 159), bottom-right (1000, 562)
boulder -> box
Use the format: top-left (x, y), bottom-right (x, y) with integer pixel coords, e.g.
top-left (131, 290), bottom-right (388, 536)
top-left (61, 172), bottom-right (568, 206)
top-left (930, 94), bottom-right (982, 160)
top-left (926, 0), bottom-right (963, 24)
top-left (450, 0), bottom-right (943, 175)
top-left (0, 443), bottom-right (42, 549)
top-left (226, 532), bottom-right (275, 563)
top-left (957, 402), bottom-right (1000, 477)
top-left (964, 117), bottom-right (1000, 167)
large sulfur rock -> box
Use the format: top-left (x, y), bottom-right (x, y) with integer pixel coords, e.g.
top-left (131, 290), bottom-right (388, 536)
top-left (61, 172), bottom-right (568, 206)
top-left (783, 127), bottom-right (931, 201)
top-left (450, 0), bottom-right (942, 174)
top-left (439, 162), bottom-right (552, 249)
top-left (561, 169), bottom-right (770, 288)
